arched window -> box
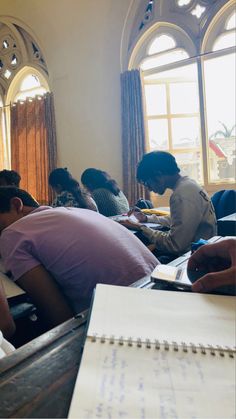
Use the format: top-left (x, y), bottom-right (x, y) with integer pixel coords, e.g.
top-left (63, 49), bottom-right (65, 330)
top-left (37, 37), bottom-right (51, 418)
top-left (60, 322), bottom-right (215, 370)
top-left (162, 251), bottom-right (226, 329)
top-left (130, 24), bottom-right (202, 182)
top-left (0, 20), bottom-right (56, 204)
top-left (7, 66), bottom-right (49, 103)
top-left (0, 21), bottom-right (49, 166)
top-left (126, 0), bottom-right (236, 191)
top-left (14, 73), bottom-right (47, 101)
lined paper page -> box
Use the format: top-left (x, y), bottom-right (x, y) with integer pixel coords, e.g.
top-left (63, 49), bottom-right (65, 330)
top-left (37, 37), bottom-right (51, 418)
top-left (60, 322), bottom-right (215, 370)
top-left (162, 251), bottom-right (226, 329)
top-left (88, 285), bottom-right (236, 348)
top-left (68, 340), bottom-right (235, 419)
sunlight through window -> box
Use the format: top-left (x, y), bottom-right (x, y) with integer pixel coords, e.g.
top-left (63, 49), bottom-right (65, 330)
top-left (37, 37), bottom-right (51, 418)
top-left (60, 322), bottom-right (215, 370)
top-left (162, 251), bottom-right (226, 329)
top-left (226, 11), bottom-right (236, 30)
top-left (20, 74), bottom-right (40, 91)
top-left (141, 49), bottom-right (189, 70)
top-left (148, 35), bottom-right (176, 55)
top-left (213, 31), bottom-right (236, 51)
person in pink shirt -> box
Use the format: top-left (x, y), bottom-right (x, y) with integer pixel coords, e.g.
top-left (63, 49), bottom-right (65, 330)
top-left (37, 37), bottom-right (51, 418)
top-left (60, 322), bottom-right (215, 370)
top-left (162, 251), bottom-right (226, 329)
top-left (0, 187), bottom-right (158, 328)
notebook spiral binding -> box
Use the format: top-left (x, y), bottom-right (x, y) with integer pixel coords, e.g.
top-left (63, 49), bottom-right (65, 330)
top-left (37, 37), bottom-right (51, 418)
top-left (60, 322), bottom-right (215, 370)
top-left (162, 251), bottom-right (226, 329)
top-left (90, 334), bottom-right (235, 358)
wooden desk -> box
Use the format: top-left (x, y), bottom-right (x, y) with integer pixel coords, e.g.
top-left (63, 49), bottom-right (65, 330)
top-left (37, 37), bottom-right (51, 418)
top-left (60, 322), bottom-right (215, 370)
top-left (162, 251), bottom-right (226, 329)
top-left (0, 314), bottom-right (88, 418)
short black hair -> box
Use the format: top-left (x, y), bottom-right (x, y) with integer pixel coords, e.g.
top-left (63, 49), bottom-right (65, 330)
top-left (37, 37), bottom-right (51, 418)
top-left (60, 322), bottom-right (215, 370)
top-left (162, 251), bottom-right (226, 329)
top-left (0, 187), bottom-right (39, 213)
top-left (0, 170), bottom-right (21, 187)
top-left (137, 151), bottom-right (180, 183)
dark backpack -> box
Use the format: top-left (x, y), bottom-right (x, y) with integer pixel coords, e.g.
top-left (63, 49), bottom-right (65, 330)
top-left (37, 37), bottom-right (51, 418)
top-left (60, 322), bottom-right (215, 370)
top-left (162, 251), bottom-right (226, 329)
top-left (135, 198), bottom-right (154, 210)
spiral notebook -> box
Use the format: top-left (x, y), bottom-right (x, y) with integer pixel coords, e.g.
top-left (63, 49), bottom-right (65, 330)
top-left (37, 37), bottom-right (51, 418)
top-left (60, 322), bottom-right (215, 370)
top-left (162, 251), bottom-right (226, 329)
top-left (68, 284), bottom-right (236, 419)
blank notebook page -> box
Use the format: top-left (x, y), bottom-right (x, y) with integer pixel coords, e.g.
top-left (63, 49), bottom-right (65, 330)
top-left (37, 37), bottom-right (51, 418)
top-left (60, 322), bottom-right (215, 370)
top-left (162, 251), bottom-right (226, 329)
top-left (88, 284), bottom-right (236, 348)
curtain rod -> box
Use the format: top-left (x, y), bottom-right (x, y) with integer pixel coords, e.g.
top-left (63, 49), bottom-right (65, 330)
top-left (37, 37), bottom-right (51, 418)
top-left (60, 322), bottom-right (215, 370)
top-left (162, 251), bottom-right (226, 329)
top-left (0, 93), bottom-right (48, 110)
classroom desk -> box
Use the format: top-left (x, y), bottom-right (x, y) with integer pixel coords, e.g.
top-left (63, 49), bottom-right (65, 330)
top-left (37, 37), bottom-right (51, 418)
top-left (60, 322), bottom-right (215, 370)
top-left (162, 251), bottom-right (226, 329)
top-left (0, 236), bottom-right (228, 418)
top-left (0, 314), bottom-right (88, 418)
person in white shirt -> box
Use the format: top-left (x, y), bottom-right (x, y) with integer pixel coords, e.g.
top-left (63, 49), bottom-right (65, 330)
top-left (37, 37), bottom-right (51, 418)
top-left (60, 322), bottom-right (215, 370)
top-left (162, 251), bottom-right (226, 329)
top-left (120, 151), bottom-right (217, 257)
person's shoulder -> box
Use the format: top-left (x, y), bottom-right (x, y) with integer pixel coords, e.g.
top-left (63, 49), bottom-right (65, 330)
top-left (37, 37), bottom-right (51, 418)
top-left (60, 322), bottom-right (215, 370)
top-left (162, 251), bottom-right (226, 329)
top-left (93, 188), bottom-right (110, 197)
top-left (176, 176), bottom-right (202, 192)
top-left (118, 190), bottom-right (128, 199)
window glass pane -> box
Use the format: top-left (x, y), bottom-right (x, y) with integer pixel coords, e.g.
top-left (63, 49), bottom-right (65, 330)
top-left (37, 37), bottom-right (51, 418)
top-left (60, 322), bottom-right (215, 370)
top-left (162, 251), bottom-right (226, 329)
top-left (226, 12), bottom-right (236, 30)
top-left (191, 5), bottom-right (206, 19)
top-left (213, 31), bottom-right (236, 51)
top-left (141, 49), bottom-right (189, 70)
top-left (172, 117), bottom-right (200, 148)
top-left (175, 151), bottom-right (203, 183)
top-left (147, 119), bottom-right (168, 150)
top-left (177, 0), bottom-right (191, 6)
top-left (15, 87), bottom-right (47, 101)
top-left (170, 82), bottom-right (199, 114)
top-left (204, 53), bottom-right (236, 182)
top-left (144, 85), bottom-right (167, 116)
top-left (144, 63), bottom-right (197, 81)
top-left (20, 74), bottom-right (40, 90)
top-left (144, 62), bottom-right (203, 183)
top-left (148, 35), bottom-right (176, 55)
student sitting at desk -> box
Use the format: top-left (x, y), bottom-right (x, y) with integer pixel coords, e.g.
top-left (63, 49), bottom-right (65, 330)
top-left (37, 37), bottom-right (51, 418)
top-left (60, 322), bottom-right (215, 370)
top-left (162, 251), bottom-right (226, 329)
top-left (81, 168), bottom-right (129, 217)
top-left (49, 168), bottom-right (97, 211)
top-left (120, 151), bottom-right (217, 258)
top-left (0, 187), bottom-right (158, 328)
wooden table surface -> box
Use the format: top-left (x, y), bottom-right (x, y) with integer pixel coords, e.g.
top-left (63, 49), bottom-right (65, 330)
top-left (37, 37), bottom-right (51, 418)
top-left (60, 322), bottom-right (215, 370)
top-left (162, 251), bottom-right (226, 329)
top-left (0, 313), bottom-right (88, 418)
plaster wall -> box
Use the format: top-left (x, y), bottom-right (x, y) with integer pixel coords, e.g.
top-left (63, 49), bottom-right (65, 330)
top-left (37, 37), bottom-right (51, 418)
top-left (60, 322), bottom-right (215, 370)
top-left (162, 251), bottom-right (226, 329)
top-left (0, 0), bottom-right (132, 186)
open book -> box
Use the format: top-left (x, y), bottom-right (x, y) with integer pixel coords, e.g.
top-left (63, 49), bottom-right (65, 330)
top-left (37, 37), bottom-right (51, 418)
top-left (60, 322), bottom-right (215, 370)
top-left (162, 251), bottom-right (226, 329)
top-left (68, 284), bottom-right (236, 419)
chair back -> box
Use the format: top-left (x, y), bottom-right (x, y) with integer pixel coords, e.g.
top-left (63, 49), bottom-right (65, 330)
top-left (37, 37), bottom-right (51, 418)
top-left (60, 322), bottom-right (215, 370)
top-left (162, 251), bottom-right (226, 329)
top-left (135, 198), bottom-right (154, 209)
top-left (211, 189), bottom-right (236, 219)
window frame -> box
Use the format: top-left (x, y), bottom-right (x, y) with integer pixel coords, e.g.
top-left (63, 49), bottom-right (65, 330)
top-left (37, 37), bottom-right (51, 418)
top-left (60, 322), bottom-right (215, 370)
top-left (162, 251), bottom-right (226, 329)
top-left (128, 3), bottom-right (236, 194)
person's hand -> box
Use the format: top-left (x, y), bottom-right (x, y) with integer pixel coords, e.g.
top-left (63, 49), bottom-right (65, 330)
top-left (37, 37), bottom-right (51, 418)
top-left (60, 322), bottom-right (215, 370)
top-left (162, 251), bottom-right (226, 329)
top-left (128, 207), bottom-right (147, 223)
top-left (187, 239), bottom-right (236, 293)
top-left (118, 219), bottom-right (142, 230)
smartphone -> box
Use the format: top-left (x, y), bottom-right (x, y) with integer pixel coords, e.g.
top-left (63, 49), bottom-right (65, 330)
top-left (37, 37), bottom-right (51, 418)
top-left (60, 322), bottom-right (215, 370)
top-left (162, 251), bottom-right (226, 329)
top-left (151, 264), bottom-right (193, 290)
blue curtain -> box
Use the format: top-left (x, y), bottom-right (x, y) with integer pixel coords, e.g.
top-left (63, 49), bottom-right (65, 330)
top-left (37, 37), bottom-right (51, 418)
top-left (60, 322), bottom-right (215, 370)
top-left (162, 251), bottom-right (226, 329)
top-left (121, 69), bottom-right (149, 206)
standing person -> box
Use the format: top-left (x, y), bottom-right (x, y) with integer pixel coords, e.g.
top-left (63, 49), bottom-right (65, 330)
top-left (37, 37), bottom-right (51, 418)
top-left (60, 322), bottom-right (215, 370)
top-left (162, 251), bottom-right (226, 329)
top-left (120, 151), bottom-right (217, 257)
top-left (0, 187), bottom-right (158, 327)
top-left (49, 168), bottom-right (97, 211)
top-left (0, 170), bottom-right (21, 187)
top-left (81, 168), bottom-right (129, 216)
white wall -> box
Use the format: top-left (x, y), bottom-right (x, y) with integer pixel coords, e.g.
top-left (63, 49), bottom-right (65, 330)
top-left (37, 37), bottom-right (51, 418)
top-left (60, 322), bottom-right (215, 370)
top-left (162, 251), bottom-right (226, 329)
top-left (0, 0), bottom-right (131, 186)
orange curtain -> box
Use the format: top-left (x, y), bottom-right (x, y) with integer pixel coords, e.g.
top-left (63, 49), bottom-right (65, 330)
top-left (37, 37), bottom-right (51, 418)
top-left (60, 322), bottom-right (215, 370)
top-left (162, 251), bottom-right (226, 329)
top-left (10, 93), bottom-right (57, 204)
